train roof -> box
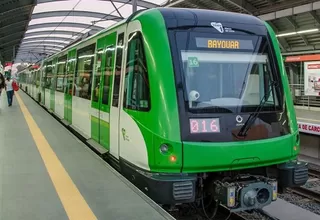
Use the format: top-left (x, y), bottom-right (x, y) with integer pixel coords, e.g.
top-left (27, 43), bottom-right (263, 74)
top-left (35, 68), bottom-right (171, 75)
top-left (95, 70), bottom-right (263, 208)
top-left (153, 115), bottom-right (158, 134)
top-left (158, 8), bottom-right (264, 26)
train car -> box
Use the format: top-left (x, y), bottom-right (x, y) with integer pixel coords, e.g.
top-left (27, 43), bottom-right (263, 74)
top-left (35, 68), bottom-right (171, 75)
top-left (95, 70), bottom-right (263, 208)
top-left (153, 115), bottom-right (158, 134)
top-left (18, 8), bottom-right (308, 212)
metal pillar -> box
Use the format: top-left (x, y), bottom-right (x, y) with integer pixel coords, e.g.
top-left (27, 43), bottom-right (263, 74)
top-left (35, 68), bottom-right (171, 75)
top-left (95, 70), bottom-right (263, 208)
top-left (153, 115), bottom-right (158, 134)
top-left (132, 0), bottom-right (137, 13)
top-left (12, 45), bottom-right (15, 60)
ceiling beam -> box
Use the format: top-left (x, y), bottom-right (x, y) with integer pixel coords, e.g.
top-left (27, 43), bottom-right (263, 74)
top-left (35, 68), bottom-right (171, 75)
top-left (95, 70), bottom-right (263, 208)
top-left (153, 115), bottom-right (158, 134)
top-left (0, 0), bottom-right (35, 15)
top-left (165, 0), bottom-right (186, 7)
top-left (259, 1), bottom-right (320, 21)
top-left (21, 39), bottom-right (69, 46)
top-left (36, 0), bottom-right (158, 8)
top-left (267, 21), bottom-right (290, 51)
top-left (31, 10), bottom-right (122, 21)
top-left (21, 36), bottom-right (72, 42)
top-left (24, 30), bottom-right (89, 38)
top-left (286, 17), bottom-right (310, 47)
top-left (309, 11), bottom-right (320, 25)
top-left (19, 43), bottom-right (64, 48)
top-left (27, 22), bottom-right (103, 31)
top-left (0, 30), bottom-right (26, 41)
top-left (224, 0), bottom-right (257, 14)
top-left (18, 48), bottom-right (61, 53)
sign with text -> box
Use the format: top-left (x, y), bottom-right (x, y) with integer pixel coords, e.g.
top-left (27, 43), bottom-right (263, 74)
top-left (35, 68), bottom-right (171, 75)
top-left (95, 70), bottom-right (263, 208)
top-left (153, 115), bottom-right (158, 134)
top-left (298, 121), bottom-right (320, 136)
top-left (304, 61), bottom-right (320, 96)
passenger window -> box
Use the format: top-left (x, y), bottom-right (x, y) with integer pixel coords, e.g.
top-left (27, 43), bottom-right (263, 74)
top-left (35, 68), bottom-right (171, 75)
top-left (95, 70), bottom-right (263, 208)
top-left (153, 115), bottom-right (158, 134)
top-left (92, 49), bottom-right (103, 102)
top-left (102, 45), bottom-right (115, 105)
top-left (44, 61), bottom-right (53, 89)
top-left (66, 55), bottom-right (76, 95)
top-left (56, 55), bottom-right (67, 92)
top-left (75, 44), bottom-right (95, 99)
top-left (112, 33), bottom-right (124, 107)
top-left (123, 32), bottom-right (150, 111)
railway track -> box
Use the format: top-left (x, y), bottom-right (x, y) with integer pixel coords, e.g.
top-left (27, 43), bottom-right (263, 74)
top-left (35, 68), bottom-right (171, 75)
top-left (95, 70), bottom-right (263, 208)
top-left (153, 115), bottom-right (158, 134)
top-left (170, 204), bottom-right (279, 220)
top-left (288, 187), bottom-right (320, 203)
top-left (286, 167), bottom-right (320, 203)
top-left (308, 167), bottom-right (320, 178)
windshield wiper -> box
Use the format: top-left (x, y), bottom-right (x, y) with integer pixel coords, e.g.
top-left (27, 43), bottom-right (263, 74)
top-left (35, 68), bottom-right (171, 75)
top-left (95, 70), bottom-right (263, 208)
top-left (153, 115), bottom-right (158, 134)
top-left (237, 81), bottom-right (279, 137)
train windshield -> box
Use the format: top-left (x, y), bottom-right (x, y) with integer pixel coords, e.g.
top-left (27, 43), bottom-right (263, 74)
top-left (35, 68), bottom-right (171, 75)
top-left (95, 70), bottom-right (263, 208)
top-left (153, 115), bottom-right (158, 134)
top-left (174, 31), bottom-right (282, 113)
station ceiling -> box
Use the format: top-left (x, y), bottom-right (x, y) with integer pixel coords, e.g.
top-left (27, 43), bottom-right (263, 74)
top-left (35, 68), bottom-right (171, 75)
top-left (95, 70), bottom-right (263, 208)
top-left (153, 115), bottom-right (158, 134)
top-left (0, 0), bottom-right (37, 64)
top-left (3, 0), bottom-right (320, 64)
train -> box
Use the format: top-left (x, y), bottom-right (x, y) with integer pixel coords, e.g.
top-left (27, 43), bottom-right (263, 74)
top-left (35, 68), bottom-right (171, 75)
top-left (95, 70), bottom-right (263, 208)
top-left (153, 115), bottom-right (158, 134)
top-left (18, 8), bottom-right (308, 213)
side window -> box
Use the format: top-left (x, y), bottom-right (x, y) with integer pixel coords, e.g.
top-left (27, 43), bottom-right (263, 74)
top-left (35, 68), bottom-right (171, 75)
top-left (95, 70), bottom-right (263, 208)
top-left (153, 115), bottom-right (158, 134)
top-left (75, 44), bottom-right (95, 99)
top-left (92, 49), bottom-right (103, 102)
top-left (102, 45), bottom-right (115, 105)
top-left (56, 55), bottom-right (67, 92)
top-left (66, 54), bottom-right (76, 95)
top-left (123, 31), bottom-right (150, 111)
top-left (112, 33), bottom-right (124, 107)
top-left (44, 61), bottom-right (53, 89)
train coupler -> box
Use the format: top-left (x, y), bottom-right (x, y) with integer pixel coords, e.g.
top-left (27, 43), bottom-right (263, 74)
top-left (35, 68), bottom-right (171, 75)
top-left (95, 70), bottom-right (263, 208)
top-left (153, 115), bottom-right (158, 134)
top-left (212, 176), bottom-right (277, 212)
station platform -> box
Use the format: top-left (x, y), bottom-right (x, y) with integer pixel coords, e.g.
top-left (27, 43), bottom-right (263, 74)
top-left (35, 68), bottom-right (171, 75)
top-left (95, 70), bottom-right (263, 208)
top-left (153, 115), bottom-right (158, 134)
top-left (0, 91), bottom-right (174, 220)
top-left (295, 107), bottom-right (320, 136)
top-left (263, 198), bottom-right (320, 220)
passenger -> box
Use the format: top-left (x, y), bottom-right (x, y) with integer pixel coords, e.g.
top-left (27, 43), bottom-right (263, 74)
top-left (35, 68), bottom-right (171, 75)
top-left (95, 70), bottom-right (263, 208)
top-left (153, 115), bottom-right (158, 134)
top-left (0, 73), bottom-right (5, 110)
top-left (5, 77), bottom-right (14, 107)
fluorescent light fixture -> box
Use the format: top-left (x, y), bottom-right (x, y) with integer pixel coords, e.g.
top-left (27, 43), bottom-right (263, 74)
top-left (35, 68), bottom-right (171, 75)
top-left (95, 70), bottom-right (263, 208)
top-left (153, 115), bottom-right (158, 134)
top-left (277, 32), bottom-right (296, 37)
top-left (276, 28), bottom-right (319, 37)
top-left (297, 28), bottom-right (319, 34)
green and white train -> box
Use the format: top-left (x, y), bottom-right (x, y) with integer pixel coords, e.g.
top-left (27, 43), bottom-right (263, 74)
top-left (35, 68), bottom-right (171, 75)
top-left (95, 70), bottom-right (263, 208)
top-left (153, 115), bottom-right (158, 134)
top-left (18, 8), bottom-right (308, 212)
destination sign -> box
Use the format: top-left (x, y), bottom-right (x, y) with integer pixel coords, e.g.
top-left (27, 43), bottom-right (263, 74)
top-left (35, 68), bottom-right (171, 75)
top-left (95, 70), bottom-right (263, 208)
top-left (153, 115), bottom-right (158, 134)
top-left (196, 38), bottom-right (254, 50)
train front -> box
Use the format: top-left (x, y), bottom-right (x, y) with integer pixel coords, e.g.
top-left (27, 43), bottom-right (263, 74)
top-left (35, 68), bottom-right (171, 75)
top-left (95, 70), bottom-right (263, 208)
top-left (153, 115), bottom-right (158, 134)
top-left (160, 9), bottom-right (309, 211)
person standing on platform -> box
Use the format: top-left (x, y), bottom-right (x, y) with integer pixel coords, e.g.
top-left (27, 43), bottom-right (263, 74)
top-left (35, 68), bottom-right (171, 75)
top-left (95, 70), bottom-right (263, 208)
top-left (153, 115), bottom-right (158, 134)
top-left (0, 73), bottom-right (5, 110)
top-left (5, 77), bottom-right (14, 107)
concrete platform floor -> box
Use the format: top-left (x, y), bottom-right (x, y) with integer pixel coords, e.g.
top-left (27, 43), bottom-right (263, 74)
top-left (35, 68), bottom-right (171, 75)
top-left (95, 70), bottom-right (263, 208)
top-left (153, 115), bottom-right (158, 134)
top-left (0, 91), bottom-right (173, 220)
top-left (263, 198), bottom-right (320, 220)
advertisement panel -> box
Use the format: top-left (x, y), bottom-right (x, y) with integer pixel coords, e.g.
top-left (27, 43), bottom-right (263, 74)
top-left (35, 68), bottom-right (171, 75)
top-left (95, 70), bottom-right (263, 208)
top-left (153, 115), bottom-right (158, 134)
top-left (304, 61), bottom-right (320, 96)
top-left (298, 121), bottom-right (320, 136)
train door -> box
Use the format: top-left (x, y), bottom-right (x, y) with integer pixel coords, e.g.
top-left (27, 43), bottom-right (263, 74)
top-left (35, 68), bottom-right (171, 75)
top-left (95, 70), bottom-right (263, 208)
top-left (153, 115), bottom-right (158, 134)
top-left (90, 32), bottom-right (117, 150)
top-left (109, 29), bottom-right (125, 159)
top-left (40, 62), bottom-right (46, 105)
top-left (64, 49), bottom-right (76, 123)
top-left (50, 58), bottom-right (57, 111)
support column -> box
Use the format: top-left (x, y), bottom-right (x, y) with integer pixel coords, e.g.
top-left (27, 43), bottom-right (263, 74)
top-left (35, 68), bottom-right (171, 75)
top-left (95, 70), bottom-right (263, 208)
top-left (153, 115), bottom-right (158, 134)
top-left (132, 0), bottom-right (137, 13)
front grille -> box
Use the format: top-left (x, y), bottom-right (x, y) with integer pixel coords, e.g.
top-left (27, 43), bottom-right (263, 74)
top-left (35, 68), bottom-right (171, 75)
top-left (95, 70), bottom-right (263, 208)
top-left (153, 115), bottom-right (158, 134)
top-left (294, 166), bottom-right (308, 185)
top-left (173, 181), bottom-right (194, 200)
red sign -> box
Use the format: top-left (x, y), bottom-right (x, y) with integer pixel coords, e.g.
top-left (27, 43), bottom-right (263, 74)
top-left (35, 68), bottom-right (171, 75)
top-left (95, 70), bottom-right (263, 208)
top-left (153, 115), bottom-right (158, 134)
top-left (298, 121), bottom-right (320, 135)
top-left (307, 64), bottom-right (320, 69)
top-left (285, 54), bottom-right (320, 62)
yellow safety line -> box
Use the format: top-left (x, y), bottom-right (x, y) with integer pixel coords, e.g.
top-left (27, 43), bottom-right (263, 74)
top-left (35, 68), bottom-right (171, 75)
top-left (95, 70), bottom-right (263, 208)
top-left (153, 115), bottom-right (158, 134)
top-left (297, 117), bottom-right (320, 123)
top-left (15, 92), bottom-right (97, 220)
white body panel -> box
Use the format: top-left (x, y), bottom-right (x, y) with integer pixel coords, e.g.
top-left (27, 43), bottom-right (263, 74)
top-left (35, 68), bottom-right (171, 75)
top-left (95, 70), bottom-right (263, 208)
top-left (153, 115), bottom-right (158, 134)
top-left (119, 111), bottom-right (150, 170)
top-left (45, 89), bottom-right (50, 109)
top-left (55, 91), bottom-right (64, 118)
top-left (118, 21), bottom-right (150, 170)
top-left (72, 96), bottom-right (91, 137)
